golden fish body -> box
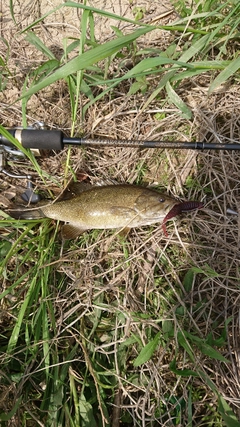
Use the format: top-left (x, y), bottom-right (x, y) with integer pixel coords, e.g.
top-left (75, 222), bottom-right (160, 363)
top-left (40, 184), bottom-right (177, 238)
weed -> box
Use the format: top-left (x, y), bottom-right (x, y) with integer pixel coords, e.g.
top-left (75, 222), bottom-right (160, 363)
top-left (0, 1), bottom-right (240, 426)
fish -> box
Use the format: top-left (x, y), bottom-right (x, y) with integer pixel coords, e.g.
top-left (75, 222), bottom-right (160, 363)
top-left (8, 184), bottom-right (203, 239)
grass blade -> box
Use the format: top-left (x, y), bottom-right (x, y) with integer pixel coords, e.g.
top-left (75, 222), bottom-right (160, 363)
top-left (0, 397), bottom-right (22, 421)
top-left (71, 4), bottom-right (90, 129)
top-left (217, 394), bottom-right (240, 427)
top-left (9, 0), bottom-right (16, 25)
top-left (25, 32), bottom-right (57, 60)
top-left (7, 275), bottom-right (39, 354)
top-left (21, 1), bottom-right (144, 34)
top-left (133, 332), bottom-right (160, 366)
top-left (169, 358), bottom-right (199, 377)
top-left (20, 27), bottom-right (154, 100)
top-left (166, 81), bottom-right (192, 119)
top-left (209, 56), bottom-right (240, 94)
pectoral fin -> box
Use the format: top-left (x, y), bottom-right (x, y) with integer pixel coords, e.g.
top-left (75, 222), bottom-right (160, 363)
top-left (61, 224), bottom-right (87, 240)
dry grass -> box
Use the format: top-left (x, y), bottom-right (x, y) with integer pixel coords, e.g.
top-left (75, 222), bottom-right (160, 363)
top-left (0, 1), bottom-right (240, 426)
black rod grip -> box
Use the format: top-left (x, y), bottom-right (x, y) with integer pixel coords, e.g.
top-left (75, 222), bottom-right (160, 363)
top-left (0, 129), bottom-right (64, 150)
top-left (20, 129), bottom-right (64, 150)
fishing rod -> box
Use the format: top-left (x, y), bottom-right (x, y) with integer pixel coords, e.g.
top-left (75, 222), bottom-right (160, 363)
top-left (1, 127), bottom-right (240, 151)
top-left (0, 126), bottom-right (239, 208)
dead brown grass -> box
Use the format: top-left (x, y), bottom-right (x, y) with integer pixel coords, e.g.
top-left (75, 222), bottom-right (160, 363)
top-left (0, 1), bottom-right (240, 425)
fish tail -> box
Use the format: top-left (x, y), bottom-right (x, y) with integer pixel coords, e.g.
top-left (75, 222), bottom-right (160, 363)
top-left (7, 207), bottom-right (45, 220)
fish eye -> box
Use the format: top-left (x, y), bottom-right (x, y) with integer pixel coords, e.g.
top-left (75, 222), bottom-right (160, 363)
top-left (159, 198), bottom-right (165, 203)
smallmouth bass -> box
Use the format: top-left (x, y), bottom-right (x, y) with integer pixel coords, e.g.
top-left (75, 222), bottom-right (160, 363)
top-left (8, 184), bottom-right (203, 239)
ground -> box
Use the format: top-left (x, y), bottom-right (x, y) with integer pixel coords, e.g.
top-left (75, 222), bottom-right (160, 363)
top-left (0, 1), bottom-right (240, 426)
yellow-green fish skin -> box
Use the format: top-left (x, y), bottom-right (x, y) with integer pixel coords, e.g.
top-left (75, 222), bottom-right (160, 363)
top-left (41, 184), bottom-right (177, 231)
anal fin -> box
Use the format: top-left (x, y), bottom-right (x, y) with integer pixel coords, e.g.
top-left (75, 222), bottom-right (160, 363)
top-left (118, 227), bottom-right (131, 238)
top-left (61, 224), bottom-right (87, 240)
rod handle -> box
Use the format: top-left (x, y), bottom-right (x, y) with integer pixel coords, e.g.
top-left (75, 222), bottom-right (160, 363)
top-left (0, 129), bottom-right (64, 150)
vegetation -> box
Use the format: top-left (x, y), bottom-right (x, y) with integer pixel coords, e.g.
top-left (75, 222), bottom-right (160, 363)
top-left (0, 0), bottom-right (240, 426)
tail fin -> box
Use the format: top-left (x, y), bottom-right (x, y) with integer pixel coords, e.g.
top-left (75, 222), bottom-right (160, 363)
top-left (7, 207), bottom-right (45, 220)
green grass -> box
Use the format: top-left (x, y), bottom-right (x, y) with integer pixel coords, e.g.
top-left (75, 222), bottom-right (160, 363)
top-left (0, 0), bottom-right (240, 426)
top-left (7, 0), bottom-right (239, 126)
